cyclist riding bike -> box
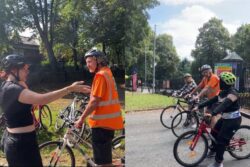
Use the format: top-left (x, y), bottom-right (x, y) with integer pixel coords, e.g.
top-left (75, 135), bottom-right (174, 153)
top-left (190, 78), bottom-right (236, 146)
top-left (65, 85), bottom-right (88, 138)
top-left (174, 73), bottom-right (197, 97)
top-left (74, 49), bottom-right (124, 166)
top-left (193, 72), bottom-right (241, 167)
top-left (0, 54), bottom-right (90, 166)
top-left (188, 64), bottom-right (220, 128)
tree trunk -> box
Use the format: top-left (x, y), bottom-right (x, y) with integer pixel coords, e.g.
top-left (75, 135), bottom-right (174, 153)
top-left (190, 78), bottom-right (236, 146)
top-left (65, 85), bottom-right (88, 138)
top-left (43, 37), bottom-right (58, 71)
top-left (72, 45), bottom-right (79, 71)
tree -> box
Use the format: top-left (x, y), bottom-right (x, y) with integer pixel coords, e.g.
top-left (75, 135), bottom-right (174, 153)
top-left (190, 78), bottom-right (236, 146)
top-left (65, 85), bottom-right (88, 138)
top-left (155, 34), bottom-right (179, 80)
top-left (20, 0), bottom-right (60, 70)
top-left (191, 17), bottom-right (232, 77)
top-left (178, 58), bottom-right (192, 75)
top-left (0, 0), bottom-right (27, 55)
top-left (125, 0), bottom-right (159, 70)
top-left (232, 24), bottom-right (250, 63)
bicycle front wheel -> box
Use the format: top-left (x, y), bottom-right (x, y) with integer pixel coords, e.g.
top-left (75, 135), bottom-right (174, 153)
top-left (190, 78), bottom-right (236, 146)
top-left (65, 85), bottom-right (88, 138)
top-left (40, 105), bottom-right (52, 130)
top-left (228, 125), bottom-right (250, 159)
top-left (171, 111), bottom-right (199, 138)
top-left (39, 141), bottom-right (75, 167)
top-left (173, 130), bottom-right (208, 167)
top-left (160, 105), bottom-right (182, 129)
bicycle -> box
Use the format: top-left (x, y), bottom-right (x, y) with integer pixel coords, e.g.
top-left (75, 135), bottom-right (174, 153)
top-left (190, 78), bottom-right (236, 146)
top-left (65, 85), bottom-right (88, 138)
top-left (171, 99), bottom-right (202, 138)
top-left (173, 114), bottom-right (250, 167)
top-left (31, 104), bottom-right (52, 130)
top-left (39, 116), bottom-right (125, 167)
top-left (55, 93), bottom-right (89, 131)
top-left (160, 90), bottom-right (189, 129)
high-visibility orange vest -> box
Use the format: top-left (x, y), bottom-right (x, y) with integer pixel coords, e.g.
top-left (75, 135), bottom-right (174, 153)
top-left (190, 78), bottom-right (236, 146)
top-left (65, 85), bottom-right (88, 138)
top-left (88, 67), bottom-right (124, 130)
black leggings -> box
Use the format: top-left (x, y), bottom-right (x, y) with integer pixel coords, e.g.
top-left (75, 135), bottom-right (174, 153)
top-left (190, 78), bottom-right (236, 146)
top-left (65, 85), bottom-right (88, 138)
top-left (210, 117), bottom-right (241, 163)
top-left (4, 130), bottom-right (43, 167)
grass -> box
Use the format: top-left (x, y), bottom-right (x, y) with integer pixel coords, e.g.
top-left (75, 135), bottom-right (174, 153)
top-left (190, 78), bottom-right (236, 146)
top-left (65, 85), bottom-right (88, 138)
top-left (125, 91), bottom-right (176, 111)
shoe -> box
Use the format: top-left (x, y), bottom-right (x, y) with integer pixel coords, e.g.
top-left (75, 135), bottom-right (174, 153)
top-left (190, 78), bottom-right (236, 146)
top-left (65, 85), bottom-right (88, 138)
top-left (191, 123), bottom-right (197, 129)
top-left (207, 150), bottom-right (216, 158)
top-left (207, 161), bottom-right (223, 167)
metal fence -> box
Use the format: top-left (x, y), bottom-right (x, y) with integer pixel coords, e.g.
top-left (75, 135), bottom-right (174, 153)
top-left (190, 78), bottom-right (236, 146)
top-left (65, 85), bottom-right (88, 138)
top-left (239, 92), bottom-right (250, 109)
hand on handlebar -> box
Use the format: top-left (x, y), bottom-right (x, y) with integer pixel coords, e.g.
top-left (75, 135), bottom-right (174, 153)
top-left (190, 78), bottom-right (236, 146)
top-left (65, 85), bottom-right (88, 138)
top-left (204, 112), bottom-right (212, 117)
top-left (74, 117), bottom-right (84, 128)
top-left (192, 95), bottom-right (200, 103)
top-left (192, 106), bottom-right (199, 112)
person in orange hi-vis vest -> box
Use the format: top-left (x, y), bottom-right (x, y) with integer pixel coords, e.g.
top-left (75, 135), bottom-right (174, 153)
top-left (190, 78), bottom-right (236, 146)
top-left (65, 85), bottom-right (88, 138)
top-left (74, 48), bottom-right (124, 166)
top-left (188, 64), bottom-right (221, 130)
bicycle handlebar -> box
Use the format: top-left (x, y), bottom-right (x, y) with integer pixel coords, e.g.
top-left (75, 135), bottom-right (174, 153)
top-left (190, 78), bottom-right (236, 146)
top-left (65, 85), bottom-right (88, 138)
top-left (60, 115), bottom-right (75, 127)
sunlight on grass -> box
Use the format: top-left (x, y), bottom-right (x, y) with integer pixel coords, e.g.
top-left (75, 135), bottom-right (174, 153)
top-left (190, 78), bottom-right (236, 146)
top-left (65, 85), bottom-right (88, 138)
top-left (125, 92), bottom-right (175, 111)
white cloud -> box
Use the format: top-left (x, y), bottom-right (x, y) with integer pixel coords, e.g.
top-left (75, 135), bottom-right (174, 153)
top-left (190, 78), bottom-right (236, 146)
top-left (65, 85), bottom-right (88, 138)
top-left (157, 5), bottom-right (216, 59)
top-left (159, 0), bottom-right (224, 6)
top-left (223, 22), bottom-right (240, 35)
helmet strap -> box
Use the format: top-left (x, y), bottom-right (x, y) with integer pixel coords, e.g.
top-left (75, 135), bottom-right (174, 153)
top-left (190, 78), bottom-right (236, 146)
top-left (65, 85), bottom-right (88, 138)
top-left (9, 70), bottom-right (20, 82)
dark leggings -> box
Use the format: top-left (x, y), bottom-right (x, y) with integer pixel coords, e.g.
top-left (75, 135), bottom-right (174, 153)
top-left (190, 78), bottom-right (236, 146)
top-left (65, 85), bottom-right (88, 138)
top-left (4, 130), bottom-right (43, 167)
top-left (210, 117), bottom-right (241, 163)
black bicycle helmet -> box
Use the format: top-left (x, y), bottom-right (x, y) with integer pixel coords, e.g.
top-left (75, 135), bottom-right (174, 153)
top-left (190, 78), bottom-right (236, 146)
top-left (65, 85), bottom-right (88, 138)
top-left (84, 49), bottom-right (108, 66)
top-left (1, 54), bottom-right (26, 72)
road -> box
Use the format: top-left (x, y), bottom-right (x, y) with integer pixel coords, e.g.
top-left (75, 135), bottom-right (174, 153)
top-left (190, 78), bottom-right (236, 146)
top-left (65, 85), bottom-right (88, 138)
top-left (126, 109), bottom-right (250, 167)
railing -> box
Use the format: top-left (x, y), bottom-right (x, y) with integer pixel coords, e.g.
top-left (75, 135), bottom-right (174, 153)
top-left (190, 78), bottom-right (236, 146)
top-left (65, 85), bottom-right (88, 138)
top-left (239, 92), bottom-right (250, 109)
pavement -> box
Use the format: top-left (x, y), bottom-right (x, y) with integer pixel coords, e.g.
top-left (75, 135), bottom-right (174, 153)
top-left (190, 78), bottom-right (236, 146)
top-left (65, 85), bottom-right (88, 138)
top-left (126, 109), bottom-right (250, 167)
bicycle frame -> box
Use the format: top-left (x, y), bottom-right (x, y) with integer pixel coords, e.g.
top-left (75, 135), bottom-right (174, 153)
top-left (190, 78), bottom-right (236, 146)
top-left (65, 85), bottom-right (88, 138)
top-left (189, 117), bottom-right (246, 151)
top-left (56, 126), bottom-right (96, 166)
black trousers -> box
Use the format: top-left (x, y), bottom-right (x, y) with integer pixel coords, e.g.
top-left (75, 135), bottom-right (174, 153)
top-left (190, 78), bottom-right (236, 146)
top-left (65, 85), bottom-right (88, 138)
top-left (210, 117), bottom-right (242, 163)
top-left (91, 128), bottom-right (115, 165)
top-left (4, 130), bottom-right (43, 167)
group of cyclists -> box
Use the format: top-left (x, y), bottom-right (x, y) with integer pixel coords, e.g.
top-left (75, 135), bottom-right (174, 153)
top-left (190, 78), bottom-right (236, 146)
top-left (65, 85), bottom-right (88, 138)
top-left (0, 49), bottom-right (124, 167)
top-left (175, 64), bottom-right (241, 167)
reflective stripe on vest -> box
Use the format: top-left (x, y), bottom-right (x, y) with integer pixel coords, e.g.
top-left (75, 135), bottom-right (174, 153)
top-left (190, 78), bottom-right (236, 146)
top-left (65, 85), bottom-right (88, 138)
top-left (90, 111), bottom-right (121, 120)
top-left (97, 71), bottom-right (120, 107)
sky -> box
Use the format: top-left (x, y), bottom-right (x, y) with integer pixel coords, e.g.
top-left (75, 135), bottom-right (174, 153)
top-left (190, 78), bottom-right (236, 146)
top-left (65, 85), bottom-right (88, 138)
top-left (148, 0), bottom-right (250, 60)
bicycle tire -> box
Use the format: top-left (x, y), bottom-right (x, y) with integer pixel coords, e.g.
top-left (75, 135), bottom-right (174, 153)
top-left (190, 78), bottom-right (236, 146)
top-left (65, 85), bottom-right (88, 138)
top-left (160, 105), bottom-right (182, 129)
top-left (112, 135), bottom-right (125, 161)
top-left (39, 141), bottom-right (75, 167)
top-left (228, 125), bottom-right (250, 159)
top-left (173, 130), bottom-right (208, 167)
top-left (171, 111), bottom-right (199, 138)
top-left (55, 107), bottom-right (70, 131)
top-left (39, 105), bottom-right (52, 130)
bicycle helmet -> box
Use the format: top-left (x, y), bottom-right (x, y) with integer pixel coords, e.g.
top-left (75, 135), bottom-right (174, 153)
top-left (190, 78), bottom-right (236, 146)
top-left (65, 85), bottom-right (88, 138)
top-left (219, 72), bottom-right (236, 85)
top-left (200, 64), bottom-right (211, 72)
top-left (184, 73), bottom-right (192, 78)
top-left (1, 54), bottom-right (26, 72)
top-left (84, 49), bottom-right (108, 66)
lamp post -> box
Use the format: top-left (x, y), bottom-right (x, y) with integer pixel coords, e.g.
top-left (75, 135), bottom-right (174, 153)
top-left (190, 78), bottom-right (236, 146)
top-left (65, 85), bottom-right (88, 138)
top-left (153, 24), bottom-right (156, 93)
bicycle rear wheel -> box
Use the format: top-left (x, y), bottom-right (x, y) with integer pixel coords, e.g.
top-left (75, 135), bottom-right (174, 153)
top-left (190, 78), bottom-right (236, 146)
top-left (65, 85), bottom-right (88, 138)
top-left (228, 125), bottom-right (250, 159)
top-left (39, 141), bottom-right (75, 167)
top-left (112, 135), bottom-right (125, 160)
top-left (171, 111), bottom-right (199, 138)
top-left (160, 105), bottom-right (182, 129)
top-left (173, 130), bottom-right (208, 167)
top-left (40, 105), bottom-right (52, 130)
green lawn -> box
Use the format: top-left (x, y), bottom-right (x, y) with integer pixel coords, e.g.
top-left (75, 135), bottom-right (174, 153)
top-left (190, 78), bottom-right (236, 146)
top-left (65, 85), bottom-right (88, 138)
top-left (125, 92), bottom-right (175, 111)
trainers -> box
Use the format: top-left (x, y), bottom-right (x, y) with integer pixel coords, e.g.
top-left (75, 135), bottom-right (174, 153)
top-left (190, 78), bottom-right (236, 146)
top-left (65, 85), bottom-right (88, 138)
top-left (207, 161), bottom-right (223, 167)
top-left (191, 123), bottom-right (197, 129)
top-left (207, 150), bottom-right (216, 158)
